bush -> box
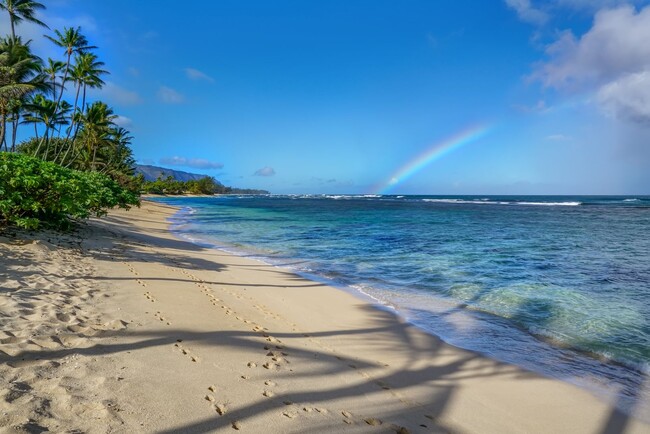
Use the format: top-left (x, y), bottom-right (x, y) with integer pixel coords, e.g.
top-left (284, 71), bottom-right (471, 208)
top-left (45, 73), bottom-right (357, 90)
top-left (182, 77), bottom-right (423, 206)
top-left (141, 175), bottom-right (229, 195)
top-left (0, 152), bottom-right (140, 229)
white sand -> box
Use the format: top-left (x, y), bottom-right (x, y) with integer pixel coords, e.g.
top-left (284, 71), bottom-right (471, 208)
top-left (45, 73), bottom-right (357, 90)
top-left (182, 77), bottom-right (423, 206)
top-left (0, 200), bottom-right (648, 433)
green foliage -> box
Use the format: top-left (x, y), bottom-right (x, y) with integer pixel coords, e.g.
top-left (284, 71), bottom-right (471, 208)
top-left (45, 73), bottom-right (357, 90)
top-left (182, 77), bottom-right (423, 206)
top-left (0, 4), bottom-right (144, 231)
top-left (0, 152), bottom-right (139, 229)
top-left (141, 175), bottom-right (231, 195)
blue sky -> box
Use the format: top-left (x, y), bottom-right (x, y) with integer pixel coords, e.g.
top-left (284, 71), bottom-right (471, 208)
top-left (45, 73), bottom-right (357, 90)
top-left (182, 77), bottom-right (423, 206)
top-left (5, 0), bottom-right (650, 194)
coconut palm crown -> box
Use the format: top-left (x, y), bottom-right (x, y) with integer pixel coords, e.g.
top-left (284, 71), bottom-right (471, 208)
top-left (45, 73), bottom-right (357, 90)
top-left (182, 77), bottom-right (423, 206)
top-left (0, 0), bottom-right (48, 40)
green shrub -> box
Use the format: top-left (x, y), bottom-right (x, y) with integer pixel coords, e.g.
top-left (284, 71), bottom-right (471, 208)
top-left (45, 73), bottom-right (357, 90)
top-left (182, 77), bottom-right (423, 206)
top-left (0, 152), bottom-right (140, 229)
top-left (141, 175), bottom-right (230, 195)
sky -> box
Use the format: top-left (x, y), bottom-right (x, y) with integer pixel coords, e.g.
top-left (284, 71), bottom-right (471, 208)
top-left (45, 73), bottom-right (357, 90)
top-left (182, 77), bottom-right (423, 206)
top-left (3, 0), bottom-right (650, 194)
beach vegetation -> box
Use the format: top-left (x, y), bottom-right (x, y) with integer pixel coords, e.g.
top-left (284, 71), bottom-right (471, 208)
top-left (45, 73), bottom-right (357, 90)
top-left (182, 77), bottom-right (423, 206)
top-left (0, 3), bottom-right (142, 229)
top-left (141, 175), bottom-right (231, 195)
top-left (0, 152), bottom-right (139, 229)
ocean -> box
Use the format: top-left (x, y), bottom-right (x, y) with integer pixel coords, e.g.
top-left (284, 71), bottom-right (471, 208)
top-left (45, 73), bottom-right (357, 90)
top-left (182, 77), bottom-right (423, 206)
top-left (150, 195), bottom-right (650, 418)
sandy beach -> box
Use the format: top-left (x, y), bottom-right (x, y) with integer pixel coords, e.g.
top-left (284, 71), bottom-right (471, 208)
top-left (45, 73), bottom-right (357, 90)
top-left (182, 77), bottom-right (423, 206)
top-left (1, 200), bottom-right (648, 434)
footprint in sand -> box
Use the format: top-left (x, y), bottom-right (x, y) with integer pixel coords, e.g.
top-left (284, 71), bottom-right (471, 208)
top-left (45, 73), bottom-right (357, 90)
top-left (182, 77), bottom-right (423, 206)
top-left (376, 380), bottom-right (391, 390)
top-left (262, 362), bottom-right (279, 370)
top-left (153, 311), bottom-right (172, 325)
top-left (364, 417), bottom-right (383, 426)
top-left (215, 403), bottom-right (227, 415)
top-left (174, 343), bottom-right (199, 362)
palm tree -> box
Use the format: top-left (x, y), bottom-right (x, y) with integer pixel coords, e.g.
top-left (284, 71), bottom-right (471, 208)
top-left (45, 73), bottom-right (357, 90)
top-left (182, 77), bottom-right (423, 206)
top-left (102, 126), bottom-right (135, 177)
top-left (72, 100), bottom-right (115, 170)
top-left (0, 36), bottom-right (44, 151)
top-left (42, 57), bottom-right (65, 97)
top-left (44, 27), bottom-right (95, 118)
top-left (67, 52), bottom-right (108, 141)
top-left (22, 94), bottom-right (70, 157)
top-left (0, 0), bottom-right (48, 40)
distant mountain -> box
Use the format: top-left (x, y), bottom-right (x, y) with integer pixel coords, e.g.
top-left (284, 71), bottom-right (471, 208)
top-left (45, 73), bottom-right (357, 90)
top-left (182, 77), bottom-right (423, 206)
top-left (135, 164), bottom-right (270, 195)
top-left (135, 164), bottom-right (209, 182)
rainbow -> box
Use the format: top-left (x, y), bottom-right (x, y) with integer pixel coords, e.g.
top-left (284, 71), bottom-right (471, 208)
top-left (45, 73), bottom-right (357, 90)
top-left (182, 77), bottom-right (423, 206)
top-left (373, 124), bottom-right (492, 194)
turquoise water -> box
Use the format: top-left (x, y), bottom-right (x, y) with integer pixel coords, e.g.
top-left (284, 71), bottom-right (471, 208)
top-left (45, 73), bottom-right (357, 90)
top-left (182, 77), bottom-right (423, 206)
top-left (152, 195), bottom-right (650, 417)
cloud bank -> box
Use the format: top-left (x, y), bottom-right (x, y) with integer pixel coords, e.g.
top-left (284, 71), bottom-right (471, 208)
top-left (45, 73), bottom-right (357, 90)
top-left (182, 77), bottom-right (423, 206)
top-left (160, 156), bottom-right (224, 170)
top-left (534, 5), bottom-right (650, 125)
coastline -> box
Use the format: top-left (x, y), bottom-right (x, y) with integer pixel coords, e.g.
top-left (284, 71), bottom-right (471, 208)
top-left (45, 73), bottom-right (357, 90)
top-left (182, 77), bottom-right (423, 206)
top-left (1, 200), bottom-right (648, 433)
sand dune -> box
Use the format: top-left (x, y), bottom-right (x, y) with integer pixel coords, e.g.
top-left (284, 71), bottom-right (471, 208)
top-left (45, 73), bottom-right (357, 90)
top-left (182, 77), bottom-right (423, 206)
top-left (0, 201), bottom-right (647, 433)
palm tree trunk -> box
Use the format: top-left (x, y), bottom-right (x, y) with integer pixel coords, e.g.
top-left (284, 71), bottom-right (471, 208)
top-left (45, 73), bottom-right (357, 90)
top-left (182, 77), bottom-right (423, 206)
top-left (58, 130), bottom-right (77, 166)
top-left (92, 142), bottom-right (98, 171)
top-left (65, 83), bottom-right (81, 142)
top-left (33, 129), bottom-right (48, 158)
top-left (11, 115), bottom-right (19, 152)
top-left (81, 85), bottom-right (87, 113)
top-left (53, 53), bottom-right (72, 135)
top-left (71, 85), bottom-right (87, 143)
top-left (0, 113), bottom-right (7, 151)
top-left (10, 19), bottom-right (16, 40)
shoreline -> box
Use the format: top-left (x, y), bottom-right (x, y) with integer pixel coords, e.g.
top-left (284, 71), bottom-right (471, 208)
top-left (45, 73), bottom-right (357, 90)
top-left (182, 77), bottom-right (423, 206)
top-left (1, 200), bottom-right (648, 433)
top-left (162, 197), bottom-right (650, 415)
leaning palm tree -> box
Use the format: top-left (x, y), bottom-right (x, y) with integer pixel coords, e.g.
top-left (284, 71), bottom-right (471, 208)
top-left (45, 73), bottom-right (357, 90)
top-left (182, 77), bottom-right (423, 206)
top-left (70, 100), bottom-right (115, 170)
top-left (102, 126), bottom-right (135, 176)
top-left (78, 53), bottom-right (108, 112)
top-left (22, 94), bottom-right (70, 157)
top-left (0, 0), bottom-right (48, 40)
top-left (67, 52), bottom-right (108, 141)
top-left (0, 36), bottom-right (44, 151)
top-left (42, 57), bottom-right (65, 97)
top-left (44, 27), bottom-right (96, 117)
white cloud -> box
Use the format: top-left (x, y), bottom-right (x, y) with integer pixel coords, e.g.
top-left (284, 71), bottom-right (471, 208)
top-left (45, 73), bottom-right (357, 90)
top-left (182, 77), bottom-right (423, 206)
top-left (534, 5), bottom-right (650, 124)
top-left (535, 6), bottom-right (650, 87)
top-left (254, 167), bottom-right (276, 177)
top-left (114, 115), bottom-right (133, 128)
top-left (505, 0), bottom-right (548, 25)
top-left (185, 68), bottom-right (214, 83)
top-left (597, 70), bottom-right (650, 125)
top-left (159, 156), bottom-right (224, 170)
top-left (0, 10), bottom-right (97, 59)
top-left (157, 86), bottom-right (185, 104)
top-left (94, 81), bottom-right (142, 105)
